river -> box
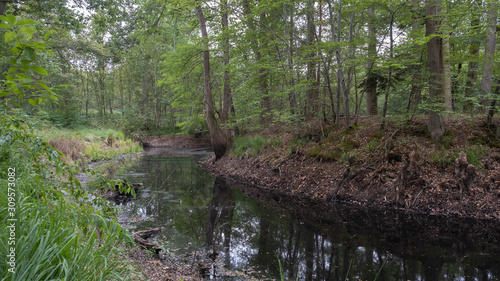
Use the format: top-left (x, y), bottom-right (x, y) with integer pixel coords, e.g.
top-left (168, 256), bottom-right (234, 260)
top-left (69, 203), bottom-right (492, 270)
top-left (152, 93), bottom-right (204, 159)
top-left (96, 147), bottom-right (500, 280)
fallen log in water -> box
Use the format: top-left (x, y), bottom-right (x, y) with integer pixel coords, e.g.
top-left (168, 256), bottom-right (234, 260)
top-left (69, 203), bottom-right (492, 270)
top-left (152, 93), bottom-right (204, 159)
top-left (133, 227), bottom-right (164, 254)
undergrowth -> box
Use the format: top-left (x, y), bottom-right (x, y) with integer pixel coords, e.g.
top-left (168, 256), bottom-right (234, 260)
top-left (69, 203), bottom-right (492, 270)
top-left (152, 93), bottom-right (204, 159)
top-left (0, 115), bottom-right (142, 280)
top-left (37, 127), bottom-right (142, 163)
top-left (231, 135), bottom-right (269, 157)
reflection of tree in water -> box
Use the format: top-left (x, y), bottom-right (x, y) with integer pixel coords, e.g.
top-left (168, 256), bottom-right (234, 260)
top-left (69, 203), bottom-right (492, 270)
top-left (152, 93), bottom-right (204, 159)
top-left (109, 153), bottom-right (500, 281)
top-left (205, 178), bottom-right (235, 269)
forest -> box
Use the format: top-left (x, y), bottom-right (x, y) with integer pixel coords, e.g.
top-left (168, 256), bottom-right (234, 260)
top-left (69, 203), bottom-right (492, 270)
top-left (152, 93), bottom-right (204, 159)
top-left (1, 0), bottom-right (500, 280)
top-left (1, 0), bottom-right (499, 147)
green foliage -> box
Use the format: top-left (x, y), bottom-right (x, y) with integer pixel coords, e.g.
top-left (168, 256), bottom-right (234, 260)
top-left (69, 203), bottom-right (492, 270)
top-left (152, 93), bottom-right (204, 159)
top-left (231, 135), bottom-right (269, 157)
top-left (0, 115), bottom-right (140, 280)
top-left (0, 15), bottom-right (62, 108)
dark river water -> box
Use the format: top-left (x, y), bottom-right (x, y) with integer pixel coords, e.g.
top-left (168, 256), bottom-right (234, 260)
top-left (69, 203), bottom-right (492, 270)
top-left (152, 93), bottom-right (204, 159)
top-left (97, 148), bottom-right (500, 280)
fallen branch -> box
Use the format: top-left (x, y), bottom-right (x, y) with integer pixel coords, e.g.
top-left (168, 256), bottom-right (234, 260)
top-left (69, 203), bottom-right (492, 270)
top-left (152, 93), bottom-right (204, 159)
top-left (133, 227), bottom-right (164, 254)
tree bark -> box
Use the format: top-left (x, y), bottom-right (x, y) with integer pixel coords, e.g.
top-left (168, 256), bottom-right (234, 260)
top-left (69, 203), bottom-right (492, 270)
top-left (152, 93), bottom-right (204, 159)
top-left (407, 0), bottom-right (425, 115)
top-left (481, 3), bottom-right (497, 98)
top-left (284, 1), bottom-right (298, 115)
top-left (464, 5), bottom-right (481, 111)
top-left (442, 34), bottom-right (453, 111)
top-left (0, 2), bottom-right (6, 16)
top-left (305, 0), bottom-right (318, 119)
top-left (426, 0), bottom-right (445, 142)
top-left (327, 0), bottom-right (350, 127)
top-left (196, 3), bottom-right (228, 160)
top-left (366, 5), bottom-right (378, 116)
top-left (381, 7), bottom-right (394, 130)
top-left (221, 0), bottom-right (234, 142)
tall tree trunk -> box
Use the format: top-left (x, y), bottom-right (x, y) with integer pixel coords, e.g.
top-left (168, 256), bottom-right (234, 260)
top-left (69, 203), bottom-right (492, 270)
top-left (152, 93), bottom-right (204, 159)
top-left (327, 0), bottom-right (350, 127)
top-left (442, 34), bottom-right (453, 111)
top-left (464, 5), bottom-right (482, 111)
top-left (305, 0), bottom-right (318, 120)
top-left (481, 3), bottom-right (497, 98)
top-left (284, 1), bottom-right (298, 115)
top-left (196, 3), bottom-right (228, 160)
top-left (366, 5), bottom-right (378, 116)
top-left (221, 0), bottom-right (234, 142)
top-left (487, 78), bottom-right (500, 127)
top-left (407, 0), bottom-right (425, 115)
top-left (381, 6), bottom-right (394, 130)
top-left (426, 0), bottom-right (446, 142)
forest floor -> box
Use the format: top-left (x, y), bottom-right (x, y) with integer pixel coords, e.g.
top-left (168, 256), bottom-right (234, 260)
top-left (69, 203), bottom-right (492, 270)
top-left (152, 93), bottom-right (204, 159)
top-left (198, 116), bottom-right (500, 221)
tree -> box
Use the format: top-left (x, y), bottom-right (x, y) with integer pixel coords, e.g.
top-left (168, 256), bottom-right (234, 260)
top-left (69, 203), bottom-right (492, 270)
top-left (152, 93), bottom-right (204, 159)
top-left (366, 4), bottom-right (378, 116)
top-left (196, 1), bottom-right (229, 160)
top-left (425, 0), bottom-right (445, 142)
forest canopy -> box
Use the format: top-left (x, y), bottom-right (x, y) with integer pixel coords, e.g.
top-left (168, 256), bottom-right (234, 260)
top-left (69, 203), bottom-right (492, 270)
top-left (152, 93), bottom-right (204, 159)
top-left (0, 0), bottom-right (499, 154)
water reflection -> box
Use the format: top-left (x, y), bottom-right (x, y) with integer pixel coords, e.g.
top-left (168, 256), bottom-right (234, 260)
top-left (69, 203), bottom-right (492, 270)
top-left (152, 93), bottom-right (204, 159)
top-left (103, 149), bottom-right (500, 280)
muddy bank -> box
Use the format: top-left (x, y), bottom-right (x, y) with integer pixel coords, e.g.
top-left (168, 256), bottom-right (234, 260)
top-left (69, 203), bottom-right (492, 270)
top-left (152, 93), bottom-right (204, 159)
top-left (201, 117), bottom-right (500, 221)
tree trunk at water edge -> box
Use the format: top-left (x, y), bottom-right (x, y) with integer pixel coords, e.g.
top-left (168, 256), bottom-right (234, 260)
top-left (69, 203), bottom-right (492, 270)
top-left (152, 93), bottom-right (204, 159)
top-left (196, 3), bottom-right (228, 160)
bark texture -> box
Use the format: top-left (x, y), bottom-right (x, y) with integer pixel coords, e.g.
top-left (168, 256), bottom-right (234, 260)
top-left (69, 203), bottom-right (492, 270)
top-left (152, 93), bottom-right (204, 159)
top-left (425, 0), bottom-right (445, 142)
top-left (196, 4), bottom-right (228, 160)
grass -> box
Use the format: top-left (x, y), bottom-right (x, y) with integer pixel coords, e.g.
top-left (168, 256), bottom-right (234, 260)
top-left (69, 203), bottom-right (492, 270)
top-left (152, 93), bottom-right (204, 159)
top-left (36, 127), bottom-right (142, 164)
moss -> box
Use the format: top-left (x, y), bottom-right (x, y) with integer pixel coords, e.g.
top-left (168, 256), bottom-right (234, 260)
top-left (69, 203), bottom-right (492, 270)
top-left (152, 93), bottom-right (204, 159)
top-left (366, 139), bottom-right (380, 152)
top-left (340, 138), bottom-right (360, 150)
top-left (370, 131), bottom-right (384, 140)
top-left (339, 127), bottom-right (355, 136)
top-left (306, 145), bottom-right (343, 161)
top-left (440, 130), bottom-right (456, 149)
top-left (469, 131), bottom-right (500, 148)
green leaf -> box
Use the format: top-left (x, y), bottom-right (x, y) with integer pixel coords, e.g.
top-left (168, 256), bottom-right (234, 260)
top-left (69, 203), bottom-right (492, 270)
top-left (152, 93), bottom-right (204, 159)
top-left (21, 59), bottom-right (31, 66)
top-left (10, 47), bottom-right (21, 55)
top-left (0, 15), bottom-right (16, 24)
top-left (24, 47), bottom-right (35, 60)
top-left (19, 66), bottom-right (29, 72)
top-left (16, 19), bottom-right (38, 26)
top-left (8, 58), bottom-right (17, 65)
top-left (28, 99), bottom-right (37, 106)
top-left (31, 65), bottom-right (48, 75)
top-left (4, 31), bottom-right (17, 42)
top-left (0, 23), bottom-right (12, 29)
top-left (18, 26), bottom-right (37, 40)
top-left (37, 83), bottom-right (54, 93)
top-left (8, 67), bottom-right (18, 73)
top-left (44, 30), bottom-right (55, 41)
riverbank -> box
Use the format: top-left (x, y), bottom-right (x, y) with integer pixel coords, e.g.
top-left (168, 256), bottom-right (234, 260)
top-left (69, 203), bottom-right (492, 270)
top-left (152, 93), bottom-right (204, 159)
top-left (200, 116), bottom-right (500, 221)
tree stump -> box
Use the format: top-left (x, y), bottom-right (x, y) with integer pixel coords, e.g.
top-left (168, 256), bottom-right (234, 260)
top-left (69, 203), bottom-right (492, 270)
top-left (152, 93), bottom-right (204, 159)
top-left (454, 151), bottom-right (476, 193)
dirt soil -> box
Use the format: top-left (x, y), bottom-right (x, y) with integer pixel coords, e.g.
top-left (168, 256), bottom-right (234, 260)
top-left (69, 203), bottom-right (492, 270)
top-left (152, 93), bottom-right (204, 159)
top-left (201, 116), bottom-right (500, 221)
top-left (127, 246), bottom-right (203, 281)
